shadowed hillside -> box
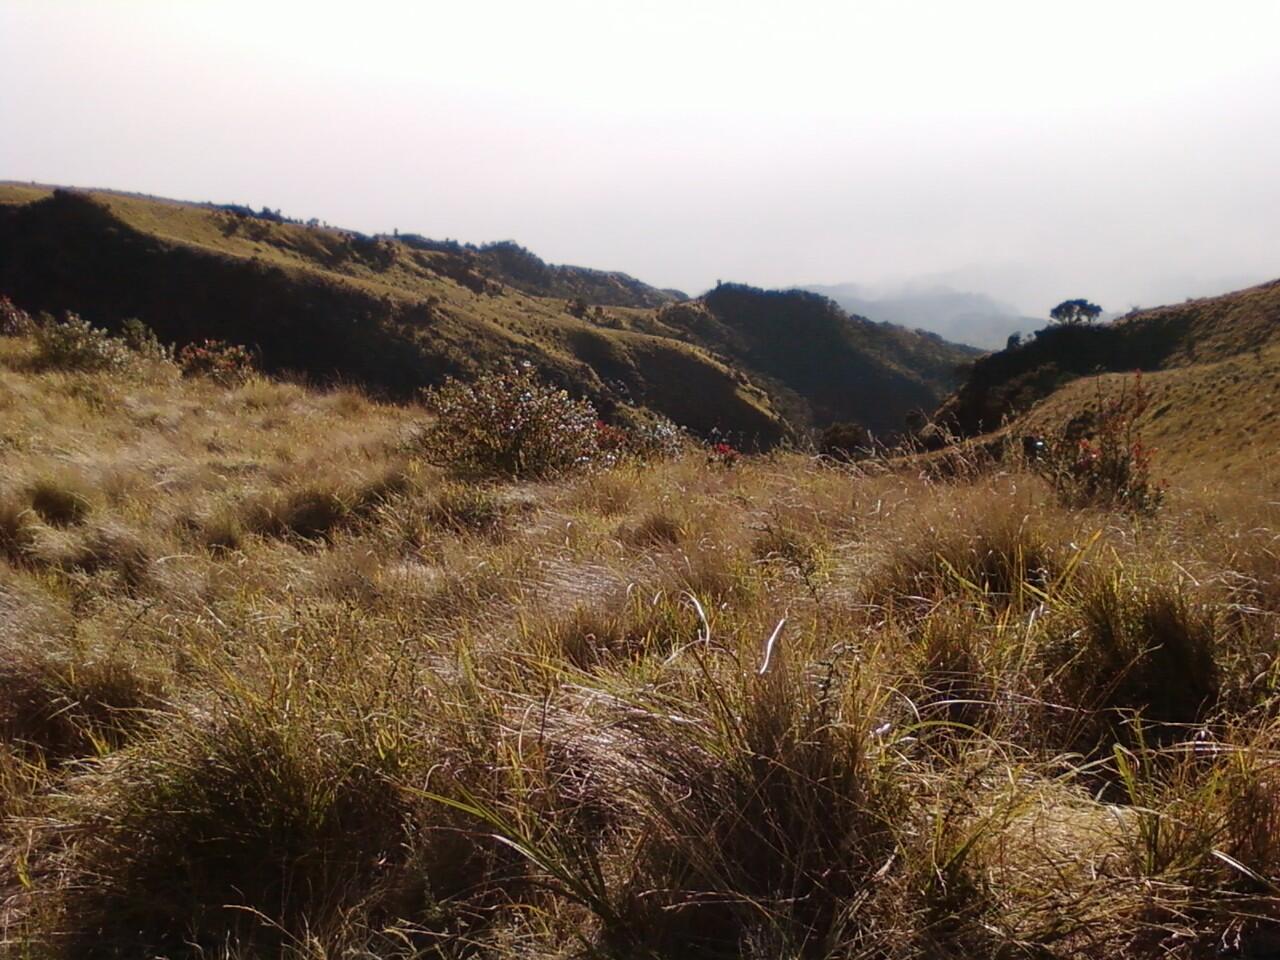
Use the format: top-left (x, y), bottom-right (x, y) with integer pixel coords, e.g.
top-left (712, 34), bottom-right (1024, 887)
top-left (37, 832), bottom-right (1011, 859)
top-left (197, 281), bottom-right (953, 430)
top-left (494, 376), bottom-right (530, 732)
top-left (0, 184), bottom-right (976, 444)
top-left (656, 283), bottom-right (980, 436)
top-left (0, 186), bottom-right (784, 443)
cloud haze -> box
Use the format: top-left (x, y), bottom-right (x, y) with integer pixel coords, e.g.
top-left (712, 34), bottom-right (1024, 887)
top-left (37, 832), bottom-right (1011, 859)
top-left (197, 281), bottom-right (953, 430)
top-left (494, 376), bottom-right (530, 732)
top-left (3, 0), bottom-right (1278, 317)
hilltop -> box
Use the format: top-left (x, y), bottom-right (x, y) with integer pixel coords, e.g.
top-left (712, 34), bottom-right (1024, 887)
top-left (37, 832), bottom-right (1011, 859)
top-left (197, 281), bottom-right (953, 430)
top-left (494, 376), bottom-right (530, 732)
top-left (0, 184), bottom-right (975, 444)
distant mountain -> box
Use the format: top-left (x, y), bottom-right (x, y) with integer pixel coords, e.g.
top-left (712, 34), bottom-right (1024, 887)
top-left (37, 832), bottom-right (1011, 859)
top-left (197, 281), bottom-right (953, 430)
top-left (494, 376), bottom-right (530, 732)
top-left (804, 281), bottom-right (1037, 350)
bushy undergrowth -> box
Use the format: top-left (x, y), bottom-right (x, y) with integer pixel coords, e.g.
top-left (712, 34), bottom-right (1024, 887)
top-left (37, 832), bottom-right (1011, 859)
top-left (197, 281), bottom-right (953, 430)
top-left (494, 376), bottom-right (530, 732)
top-left (420, 362), bottom-right (600, 478)
top-left (33, 312), bottom-right (134, 372)
top-left (177, 338), bottom-right (255, 385)
top-left (0, 295), bottom-right (34, 335)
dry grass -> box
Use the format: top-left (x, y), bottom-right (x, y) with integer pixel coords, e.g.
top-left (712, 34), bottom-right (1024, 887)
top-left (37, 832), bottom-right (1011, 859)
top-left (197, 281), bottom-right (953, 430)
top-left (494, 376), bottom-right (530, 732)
top-left (1, 332), bottom-right (1279, 958)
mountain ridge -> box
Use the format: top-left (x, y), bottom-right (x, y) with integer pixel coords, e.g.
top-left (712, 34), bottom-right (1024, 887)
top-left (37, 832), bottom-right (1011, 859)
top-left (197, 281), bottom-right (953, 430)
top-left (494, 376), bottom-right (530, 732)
top-left (0, 182), bottom-right (976, 443)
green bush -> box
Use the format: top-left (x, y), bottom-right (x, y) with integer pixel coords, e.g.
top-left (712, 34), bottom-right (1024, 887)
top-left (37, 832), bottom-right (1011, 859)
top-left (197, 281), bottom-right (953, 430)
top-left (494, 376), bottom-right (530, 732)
top-left (120, 318), bottom-right (174, 362)
top-left (33, 312), bottom-right (132, 372)
top-left (420, 362), bottom-right (601, 479)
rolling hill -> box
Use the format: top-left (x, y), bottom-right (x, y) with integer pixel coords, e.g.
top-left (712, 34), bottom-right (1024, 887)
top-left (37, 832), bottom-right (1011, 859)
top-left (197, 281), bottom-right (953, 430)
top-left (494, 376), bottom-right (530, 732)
top-left (937, 279), bottom-right (1280, 477)
top-left (0, 184), bottom-right (975, 444)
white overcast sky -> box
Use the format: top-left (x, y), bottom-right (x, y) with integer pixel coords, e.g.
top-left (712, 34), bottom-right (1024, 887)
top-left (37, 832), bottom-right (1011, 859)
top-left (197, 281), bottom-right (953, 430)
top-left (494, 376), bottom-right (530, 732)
top-left (3, 0), bottom-right (1278, 314)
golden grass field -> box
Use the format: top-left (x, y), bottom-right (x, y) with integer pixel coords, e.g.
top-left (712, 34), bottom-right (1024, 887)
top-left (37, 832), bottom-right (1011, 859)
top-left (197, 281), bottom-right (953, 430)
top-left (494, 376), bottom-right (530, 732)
top-left (1, 319), bottom-right (1279, 959)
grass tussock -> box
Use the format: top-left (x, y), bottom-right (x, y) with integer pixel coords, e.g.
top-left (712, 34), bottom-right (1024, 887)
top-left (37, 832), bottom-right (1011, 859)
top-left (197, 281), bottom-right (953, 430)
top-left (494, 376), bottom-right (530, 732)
top-left (0, 631), bottom-right (166, 764)
top-left (26, 473), bottom-right (94, 526)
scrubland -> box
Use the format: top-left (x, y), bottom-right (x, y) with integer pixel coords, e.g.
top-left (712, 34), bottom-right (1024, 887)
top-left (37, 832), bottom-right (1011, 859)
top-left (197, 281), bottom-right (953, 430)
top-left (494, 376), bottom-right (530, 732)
top-left (1, 330), bottom-right (1279, 959)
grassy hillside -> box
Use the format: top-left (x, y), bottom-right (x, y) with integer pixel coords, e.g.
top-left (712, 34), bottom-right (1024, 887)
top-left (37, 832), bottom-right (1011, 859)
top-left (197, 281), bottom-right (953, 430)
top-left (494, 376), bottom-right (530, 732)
top-left (938, 279), bottom-right (1280, 434)
top-left (2, 326), bottom-right (1279, 958)
top-left (0, 184), bottom-right (973, 444)
top-left (0, 185), bottom-right (784, 444)
top-left (1013, 342), bottom-right (1280, 483)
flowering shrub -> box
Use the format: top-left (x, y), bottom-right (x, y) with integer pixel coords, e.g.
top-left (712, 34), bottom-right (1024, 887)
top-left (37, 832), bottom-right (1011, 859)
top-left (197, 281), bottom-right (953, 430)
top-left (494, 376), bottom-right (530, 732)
top-left (177, 339), bottom-right (255, 385)
top-left (0, 297), bottom-right (33, 336)
top-left (595, 406), bottom-right (685, 465)
top-left (33, 313), bottom-right (132, 371)
top-left (420, 362), bottom-right (601, 479)
top-left (1039, 373), bottom-right (1166, 514)
top-left (708, 441), bottom-right (741, 468)
top-left (595, 420), bottom-right (631, 463)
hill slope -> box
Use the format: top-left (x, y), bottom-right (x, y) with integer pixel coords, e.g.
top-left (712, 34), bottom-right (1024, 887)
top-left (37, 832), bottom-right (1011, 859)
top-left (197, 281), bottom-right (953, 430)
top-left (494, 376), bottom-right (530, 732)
top-left (0, 185), bottom-right (784, 442)
top-left (936, 279), bottom-right (1280, 478)
top-left (655, 284), bottom-right (979, 436)
top-left (0, 184), bottom-right (974, 442)
top-left (938, 279), bottom-right (1280, 435)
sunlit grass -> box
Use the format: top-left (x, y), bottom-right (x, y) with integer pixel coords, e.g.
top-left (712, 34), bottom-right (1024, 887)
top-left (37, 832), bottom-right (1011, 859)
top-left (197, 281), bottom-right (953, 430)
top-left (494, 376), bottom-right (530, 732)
top-left (1, 332), bottom-right (1279, 958)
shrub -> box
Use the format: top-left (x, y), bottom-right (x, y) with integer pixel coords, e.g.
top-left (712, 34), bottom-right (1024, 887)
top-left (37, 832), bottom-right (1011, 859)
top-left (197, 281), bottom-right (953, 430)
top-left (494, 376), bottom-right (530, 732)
top-left (119, 317), bottom-right (174, 362)
top-left (1038, 373), bottom-right (1166, 514)
top-left (0, 296), bottom-right (33, 336)
top-left (420, 362), bottom-right (600, 479)
top-left (177, 339), bottom-right (255, 385)
top-left (819, 421), bottom-right (872, 460)
top-left (595, 406), bottom-right (685, 464)
top-left (32, 312), bottom-right (132, 372)
top-left (708, 441), bottom-right (741, 468)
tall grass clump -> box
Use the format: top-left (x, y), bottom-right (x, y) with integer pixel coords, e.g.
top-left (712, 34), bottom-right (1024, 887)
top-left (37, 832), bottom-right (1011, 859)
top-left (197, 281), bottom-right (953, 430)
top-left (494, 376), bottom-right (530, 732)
top-left (0, 633), bottom-right (165, 763)
top-left (1039, 570), bottom-right (1220, 751)
top-left (868, 487), bottom-right (1062, 614)
top-left (0, 494), bottom-right (39, 561)
top-left (51, 646), bottom-right (535, 959)
top-left (514, 643), bottom-right (909, 957)
top-left (26, 473), bottom-right (94, 526)
top-left (57, 708), bottom-right (407, 956)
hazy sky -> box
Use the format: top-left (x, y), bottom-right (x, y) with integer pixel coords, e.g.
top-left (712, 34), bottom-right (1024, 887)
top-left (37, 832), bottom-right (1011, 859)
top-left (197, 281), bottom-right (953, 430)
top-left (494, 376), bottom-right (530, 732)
top-left (3, 0), bottom-right (1278, 315)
